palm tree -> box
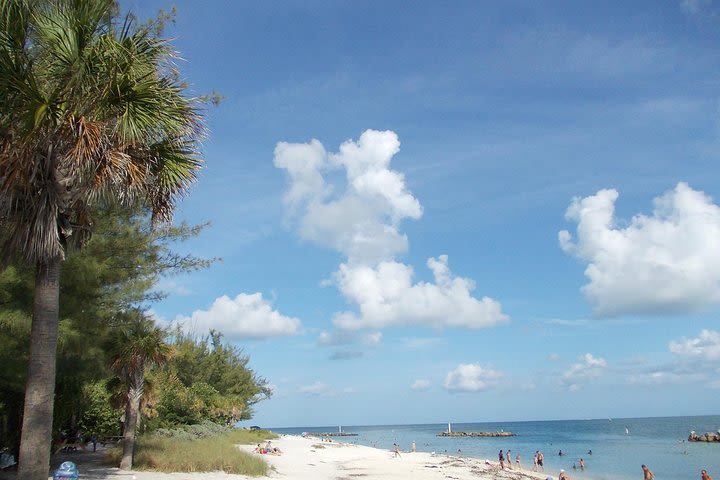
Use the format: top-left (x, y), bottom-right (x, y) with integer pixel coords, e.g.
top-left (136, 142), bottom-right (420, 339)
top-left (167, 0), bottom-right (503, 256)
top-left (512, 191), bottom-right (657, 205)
top-left (0, 2), bottom-right (203, 478)
top-left (108, 315), bottom-right (172, 470)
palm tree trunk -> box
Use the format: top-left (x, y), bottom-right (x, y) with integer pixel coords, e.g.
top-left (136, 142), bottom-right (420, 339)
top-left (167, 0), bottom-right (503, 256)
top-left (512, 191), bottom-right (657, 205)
top-left (119, 385), bottom-right (142, 470)
top-left (18, 257), bottom-right (61, 480)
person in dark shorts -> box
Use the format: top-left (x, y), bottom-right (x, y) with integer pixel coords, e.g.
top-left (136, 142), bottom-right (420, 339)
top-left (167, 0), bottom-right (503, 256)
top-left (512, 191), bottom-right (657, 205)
top-left (537, 451), bottom-right (544, 471)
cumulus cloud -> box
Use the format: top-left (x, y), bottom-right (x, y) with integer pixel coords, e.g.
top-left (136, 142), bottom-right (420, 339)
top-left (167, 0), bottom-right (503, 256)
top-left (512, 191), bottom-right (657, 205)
top-left (443, 363), bottom-right (503, 392)
top-left (669, 330), bottom-right (720, 361)
top-left (274, 130), bottom-right (421, 265)
top-left (174, 293), bottom-right (301, 340)
top-left (275, 130), bottom-right (508, 331)
top-left (411, 379), bottom-right (431, 391)
top-left (561, 353), bottom-right (607, 391)
top-left (332, 256), bottom-right (508, 330)
top-left (559, 183), bottom-right (720, 317)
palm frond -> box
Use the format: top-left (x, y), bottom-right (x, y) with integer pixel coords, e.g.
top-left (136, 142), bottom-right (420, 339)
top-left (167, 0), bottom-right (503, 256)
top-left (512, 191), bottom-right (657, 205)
top-left (0, 0), bottom-right (205, 265)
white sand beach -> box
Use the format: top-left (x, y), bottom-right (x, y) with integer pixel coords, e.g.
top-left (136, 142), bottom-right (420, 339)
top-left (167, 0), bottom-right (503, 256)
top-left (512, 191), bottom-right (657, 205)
top-left (5, 434), bottom-right (562, 480)
top-left (239, 434), bottom-right (554, 480)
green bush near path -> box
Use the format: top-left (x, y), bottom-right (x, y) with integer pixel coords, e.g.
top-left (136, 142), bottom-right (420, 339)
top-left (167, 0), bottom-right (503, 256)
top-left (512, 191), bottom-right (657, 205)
top-left (106, 428), bottom-right (278, 475)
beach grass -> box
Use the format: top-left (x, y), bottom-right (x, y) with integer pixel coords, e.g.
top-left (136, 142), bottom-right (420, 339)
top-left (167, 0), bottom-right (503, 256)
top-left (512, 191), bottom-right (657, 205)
top-left (106, 429), bottom-right (277, 475)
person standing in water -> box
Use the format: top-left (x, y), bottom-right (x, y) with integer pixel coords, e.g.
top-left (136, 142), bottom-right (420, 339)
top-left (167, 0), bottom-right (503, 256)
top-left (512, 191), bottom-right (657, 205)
top-left (642, 464), bottom-right (654, 480)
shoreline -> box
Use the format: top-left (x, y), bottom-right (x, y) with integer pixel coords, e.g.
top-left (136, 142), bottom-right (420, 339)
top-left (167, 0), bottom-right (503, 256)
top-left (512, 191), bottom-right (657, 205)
top-left (239, 434), bottom-right (554, 480)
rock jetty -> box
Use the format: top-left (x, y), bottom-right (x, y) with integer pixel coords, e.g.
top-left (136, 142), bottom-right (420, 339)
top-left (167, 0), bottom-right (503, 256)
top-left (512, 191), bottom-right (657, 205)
top-left (688, 432), bottom-right (720, 442)
top-left (437, 431), bottom-right (516, 437)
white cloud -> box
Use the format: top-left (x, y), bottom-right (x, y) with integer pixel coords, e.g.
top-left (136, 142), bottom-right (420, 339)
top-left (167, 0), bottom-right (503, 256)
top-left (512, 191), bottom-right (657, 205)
top-left (155, 279), bottom-right (194, 296)
top-left (411, 379), bottom-right (431, 391)
top-left (625, 362), bottom-right (704, 387)
top-left (443, 363), bottom-right (503, 392)
top-left (174, 293), bottom-right (301, 340)
top-left (299, 381), bottom-right (330, 395)
top-left (331, 256), bottom-right (508, 330)
top-left (274, 129), bottom-right (421, 265)
top-left (559, 183), bottom-right (720, 317)
top-left (669, 330), bottom-right (720, 361)
top-left (561, 353), bottom-right (607, 391)
top-left (275, 130), bottom-right (508, 331)
top-left (298, 381), bottom-right (355, 397)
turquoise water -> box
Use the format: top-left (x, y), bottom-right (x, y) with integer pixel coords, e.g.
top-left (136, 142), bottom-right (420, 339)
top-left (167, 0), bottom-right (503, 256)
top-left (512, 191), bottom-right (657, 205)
top-left (270, 415), bottom-right (720, 480)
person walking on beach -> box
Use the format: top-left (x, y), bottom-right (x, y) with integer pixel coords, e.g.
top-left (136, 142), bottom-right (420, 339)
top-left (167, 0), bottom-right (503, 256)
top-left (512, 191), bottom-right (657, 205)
top-left (499, 449), bottom-right (505, 469)
top-left (515, 453), bottom-right (521, 470)
top-left (559, 468), bottom-right (570, 480)
top-left (506, 450), bottom-right (512, 469)
top-left (393, 443), bottom-right (401, 457)
top-left (642, 464), bottom-right (654, 480)
top-left (411, 441), bottom-right (416, 453)
top-left (702, 469), bottom-right (712, 480)
top-left (537, 450), bottom-right (544, 472)
top-left (533, 451), bottom-right (538, 471)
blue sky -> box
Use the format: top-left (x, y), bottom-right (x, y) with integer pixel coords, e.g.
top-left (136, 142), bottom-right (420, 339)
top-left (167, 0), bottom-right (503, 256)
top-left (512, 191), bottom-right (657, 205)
top-left (124, 0), bottom-right (720, 427)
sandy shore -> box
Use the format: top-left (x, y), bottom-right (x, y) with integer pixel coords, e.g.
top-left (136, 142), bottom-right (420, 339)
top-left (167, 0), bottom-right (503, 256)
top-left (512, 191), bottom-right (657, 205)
top-left (242, 434), bottom-right (554, 480)
top-left (0, 434), bottom-right (563, 480)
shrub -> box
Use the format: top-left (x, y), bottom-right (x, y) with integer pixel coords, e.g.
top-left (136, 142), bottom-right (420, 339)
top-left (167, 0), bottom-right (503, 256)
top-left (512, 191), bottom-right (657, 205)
top-left (106, 427), bottom-right (277, 475)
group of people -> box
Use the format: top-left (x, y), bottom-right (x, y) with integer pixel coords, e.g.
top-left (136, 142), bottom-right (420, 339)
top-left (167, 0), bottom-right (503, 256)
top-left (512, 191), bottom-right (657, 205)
top-left (254, 440), bottom-right (282, 455)
top-left (497, 449), bottom-right (521, 470)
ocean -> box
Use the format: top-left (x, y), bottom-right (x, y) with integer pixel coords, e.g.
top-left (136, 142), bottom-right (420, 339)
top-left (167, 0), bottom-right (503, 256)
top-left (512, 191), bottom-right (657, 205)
top-left (269, 415), bottom-right (720, 480)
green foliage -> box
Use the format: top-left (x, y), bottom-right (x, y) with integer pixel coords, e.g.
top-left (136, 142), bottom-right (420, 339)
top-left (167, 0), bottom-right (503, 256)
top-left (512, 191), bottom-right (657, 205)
top-left (0, 204), bottom-right (216, 453)
top-left (143, 330), bottom-right (271, 430)
top-left (105, 429), bottom-right (274, 475)
top-left (152, 420), bottom-right (232, 440)
top-left (77, 381), bottom-right (123, 436)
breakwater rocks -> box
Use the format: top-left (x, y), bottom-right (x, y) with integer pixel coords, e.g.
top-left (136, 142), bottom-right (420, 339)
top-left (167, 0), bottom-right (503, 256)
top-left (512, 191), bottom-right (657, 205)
top-left (688, 432), bottom-right (720, 442)
top-left (437, 431), bottom-right (516, 437)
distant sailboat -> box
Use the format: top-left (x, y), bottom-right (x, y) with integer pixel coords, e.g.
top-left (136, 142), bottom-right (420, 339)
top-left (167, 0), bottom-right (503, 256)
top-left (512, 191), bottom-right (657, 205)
top-left (625, 426), bottom-right (629, 435)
